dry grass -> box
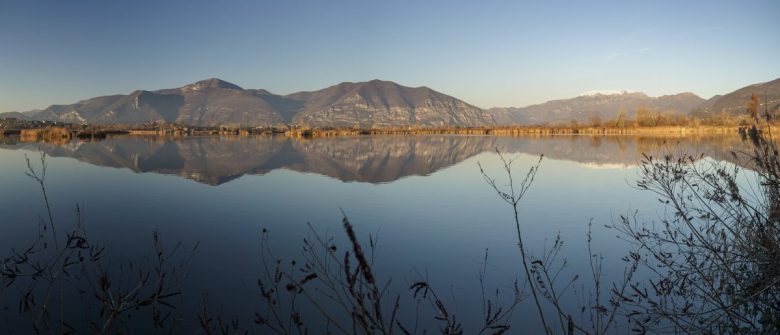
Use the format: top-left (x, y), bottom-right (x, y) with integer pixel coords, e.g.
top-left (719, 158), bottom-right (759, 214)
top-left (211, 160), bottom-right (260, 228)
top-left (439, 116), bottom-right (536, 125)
top-left (19, 128), bottom-right (71, 144)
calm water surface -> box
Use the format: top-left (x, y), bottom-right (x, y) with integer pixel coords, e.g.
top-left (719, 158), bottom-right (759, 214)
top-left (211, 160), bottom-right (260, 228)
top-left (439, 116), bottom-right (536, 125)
top-left (0, 134), bottom-right (744, 332)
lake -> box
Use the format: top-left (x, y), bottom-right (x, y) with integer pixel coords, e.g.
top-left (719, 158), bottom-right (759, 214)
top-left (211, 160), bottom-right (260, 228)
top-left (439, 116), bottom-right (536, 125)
top-left (0, 134), bottom-right (746, 333)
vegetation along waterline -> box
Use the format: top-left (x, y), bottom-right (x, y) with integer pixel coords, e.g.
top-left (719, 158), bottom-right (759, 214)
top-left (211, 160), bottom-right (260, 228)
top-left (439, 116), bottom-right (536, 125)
top-left (0, 119), bottom-right (772, 143)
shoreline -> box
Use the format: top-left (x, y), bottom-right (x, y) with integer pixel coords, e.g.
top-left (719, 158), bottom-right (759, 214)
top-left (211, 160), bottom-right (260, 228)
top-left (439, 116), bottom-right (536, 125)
top-left (3, 122), bottom-right (776, 143)
top-left (0, 125), bottom-right (758, 145)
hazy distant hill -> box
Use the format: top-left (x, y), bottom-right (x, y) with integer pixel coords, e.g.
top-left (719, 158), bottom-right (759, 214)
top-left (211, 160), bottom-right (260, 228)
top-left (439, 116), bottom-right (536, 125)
top-left (0, 109), bottom-right (43, 120)
top-left (694, 78), bottom-right (780, 117)
top-left (286, 80), bottom-right (494, 127)
top-left (0, 112), bottom-right (31, 120)
top-left (18, 79), bottom-right (493, 128)
top-left (488, 91), bottom-right (705, 125)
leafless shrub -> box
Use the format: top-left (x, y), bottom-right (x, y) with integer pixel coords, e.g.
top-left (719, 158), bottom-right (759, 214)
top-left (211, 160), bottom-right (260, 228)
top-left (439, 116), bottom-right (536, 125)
top-left (479, 151), bottom-right (637, 335)
top-left (250, 213), bottom-right (522, 335)
top-left (614, 114), bottom-right (780, 333)
top-left (0, 151), bottom-right (196, 334)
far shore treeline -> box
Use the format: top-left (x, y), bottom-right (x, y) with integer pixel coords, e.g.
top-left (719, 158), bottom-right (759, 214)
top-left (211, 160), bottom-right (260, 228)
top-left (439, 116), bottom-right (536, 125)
top-left (0, 118), bottom-right (773, 144)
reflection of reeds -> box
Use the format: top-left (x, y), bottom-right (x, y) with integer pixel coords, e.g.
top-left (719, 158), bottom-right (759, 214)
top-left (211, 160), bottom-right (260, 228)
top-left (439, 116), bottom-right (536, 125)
top-left (283, 125), bottom-right (757, 138)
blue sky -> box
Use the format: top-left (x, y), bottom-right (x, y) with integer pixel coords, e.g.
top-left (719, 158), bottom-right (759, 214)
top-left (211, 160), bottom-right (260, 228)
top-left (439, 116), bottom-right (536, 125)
top-left (1, 0), bottom-right (778, 112)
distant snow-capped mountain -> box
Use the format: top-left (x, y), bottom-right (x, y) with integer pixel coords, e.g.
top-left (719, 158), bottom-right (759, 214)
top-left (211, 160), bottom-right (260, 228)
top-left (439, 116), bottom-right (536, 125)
top-left (487, 91), bottom-right (705, 125)
top-left (578, 89), bottom-right (638, 97)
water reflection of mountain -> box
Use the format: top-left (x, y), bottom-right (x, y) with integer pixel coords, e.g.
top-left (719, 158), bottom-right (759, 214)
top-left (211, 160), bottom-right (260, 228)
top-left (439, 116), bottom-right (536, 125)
top-left (494, 135), bottom-right (745, 168)
top-left (1, 135), bottom-right (745, 185)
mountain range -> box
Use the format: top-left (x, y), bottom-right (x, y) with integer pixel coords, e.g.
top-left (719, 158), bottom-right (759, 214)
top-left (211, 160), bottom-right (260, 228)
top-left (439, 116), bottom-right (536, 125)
top-left (2, 79), bottom-right (493, 128)
top-left (3, 77), bottom-right (779, 127)
top-left (487, 92), bottom-right (705, 125)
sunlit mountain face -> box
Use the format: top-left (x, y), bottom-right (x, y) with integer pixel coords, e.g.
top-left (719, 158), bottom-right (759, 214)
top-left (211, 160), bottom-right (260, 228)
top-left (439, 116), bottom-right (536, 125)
top-left (1, 79), bottom-right (494, 128)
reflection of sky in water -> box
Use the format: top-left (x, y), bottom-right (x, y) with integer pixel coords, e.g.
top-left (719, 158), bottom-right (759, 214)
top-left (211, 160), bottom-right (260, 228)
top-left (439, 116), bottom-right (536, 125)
top-left (0, 135), bottom-right (744, 332)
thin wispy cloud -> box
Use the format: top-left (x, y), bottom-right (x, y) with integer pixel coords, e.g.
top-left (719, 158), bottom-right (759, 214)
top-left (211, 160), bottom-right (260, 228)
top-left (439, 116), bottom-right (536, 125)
top-left (606, 47), bottom-right (656, 60)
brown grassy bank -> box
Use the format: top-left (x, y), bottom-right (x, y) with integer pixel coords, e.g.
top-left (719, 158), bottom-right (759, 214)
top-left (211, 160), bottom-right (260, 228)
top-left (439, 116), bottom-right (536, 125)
top-left (19, 127), bottom-right (71, 144)
top-left (1, 124), bottom-right (767, 143)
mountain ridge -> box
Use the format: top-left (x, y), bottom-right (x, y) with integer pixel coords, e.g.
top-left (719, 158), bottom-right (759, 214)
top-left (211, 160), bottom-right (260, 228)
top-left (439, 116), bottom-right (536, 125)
top-left (693, 78), bottom-right (780, 117)
top-left (487, 91), bottom-right (706, 125)
top-left (3, 77), bottom-right (779, 127)
top-left (4, 79), bottom-right (493, 127)
top-left (286, 79), bottom-right (493, 127)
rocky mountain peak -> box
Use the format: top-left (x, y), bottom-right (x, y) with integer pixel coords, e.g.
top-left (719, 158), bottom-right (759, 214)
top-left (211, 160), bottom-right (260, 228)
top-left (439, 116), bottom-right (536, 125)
top-left (184, 78), bottom-right (243, 91)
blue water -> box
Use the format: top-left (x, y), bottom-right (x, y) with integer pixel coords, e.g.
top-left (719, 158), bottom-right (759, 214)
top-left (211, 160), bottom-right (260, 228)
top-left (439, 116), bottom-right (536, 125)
top-left (0, 135), bottom-right (742, 333)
